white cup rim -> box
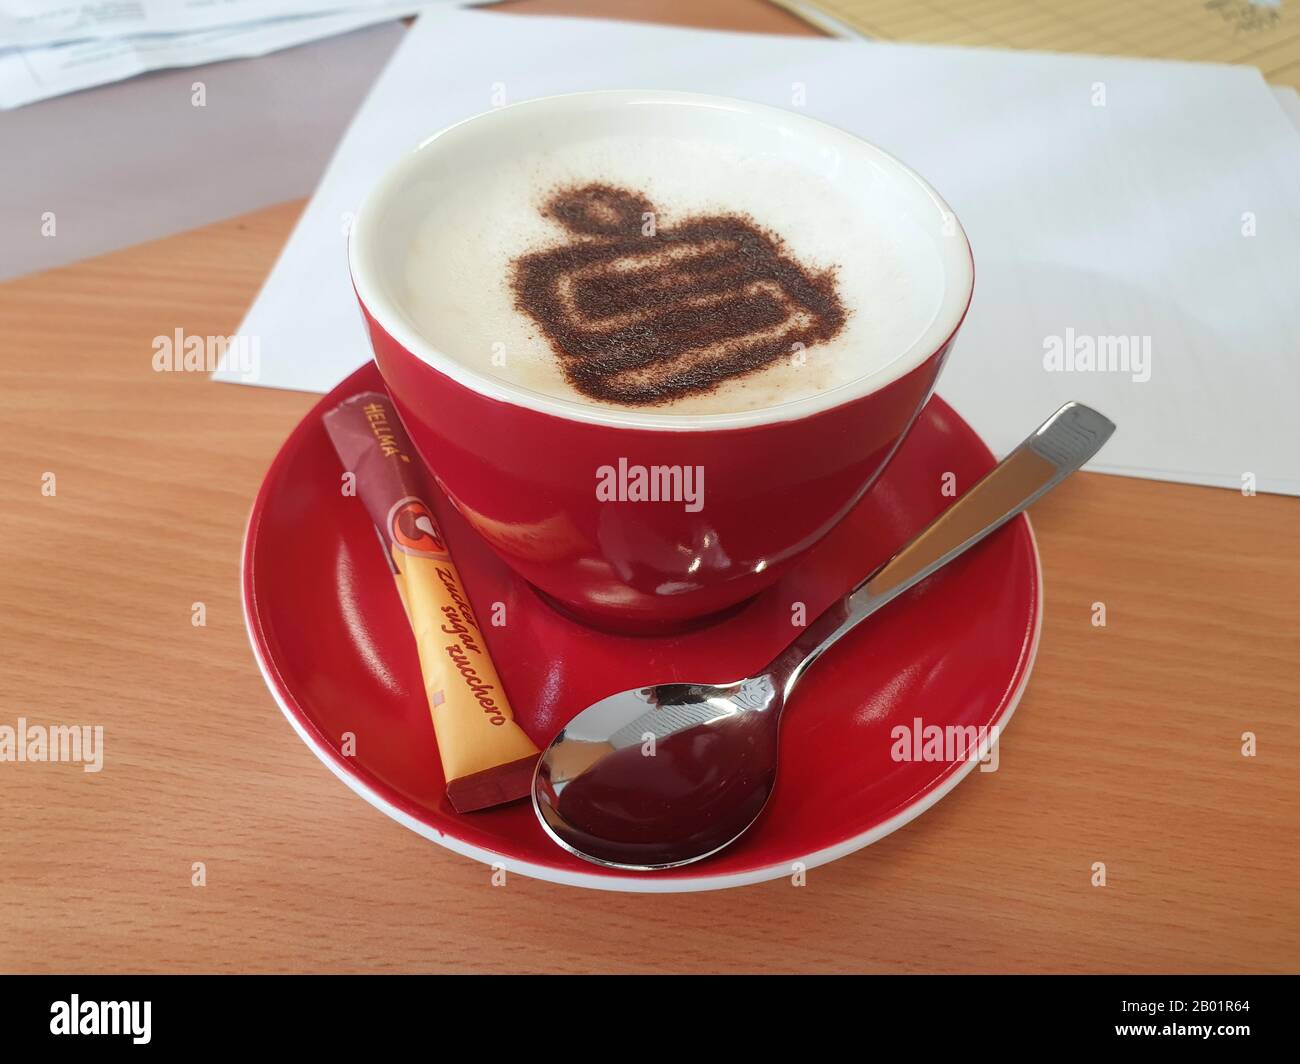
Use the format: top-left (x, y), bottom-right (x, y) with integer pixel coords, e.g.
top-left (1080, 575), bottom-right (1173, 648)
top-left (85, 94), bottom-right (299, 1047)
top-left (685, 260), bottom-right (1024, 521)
top-left (349, 89), bottom-right (974, 432)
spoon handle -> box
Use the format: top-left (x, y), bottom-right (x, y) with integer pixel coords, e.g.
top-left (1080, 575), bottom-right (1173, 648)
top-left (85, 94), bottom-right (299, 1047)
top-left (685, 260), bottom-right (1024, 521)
top-left (773, 402), bottom-right (1115, 694)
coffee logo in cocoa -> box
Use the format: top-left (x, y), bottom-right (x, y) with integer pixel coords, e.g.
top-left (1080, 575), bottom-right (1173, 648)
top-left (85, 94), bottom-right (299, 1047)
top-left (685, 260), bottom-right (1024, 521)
top-left (510, 184), bottom-right (847, 405)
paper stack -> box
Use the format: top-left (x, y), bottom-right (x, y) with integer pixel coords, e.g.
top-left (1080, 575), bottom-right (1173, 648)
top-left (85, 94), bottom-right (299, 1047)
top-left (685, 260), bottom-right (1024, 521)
top-left (0, 1), bottom-right (485, 108)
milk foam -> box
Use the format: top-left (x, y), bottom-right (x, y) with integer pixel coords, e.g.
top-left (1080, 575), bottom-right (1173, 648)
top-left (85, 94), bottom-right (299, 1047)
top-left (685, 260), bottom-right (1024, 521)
top-left (398, 134), bottom-right (947, 416)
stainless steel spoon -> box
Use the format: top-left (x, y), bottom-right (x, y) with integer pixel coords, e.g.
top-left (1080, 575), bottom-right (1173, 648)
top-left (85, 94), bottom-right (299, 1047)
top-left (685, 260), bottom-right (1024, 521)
top-left (533, 402), bottom-right (1115, 870)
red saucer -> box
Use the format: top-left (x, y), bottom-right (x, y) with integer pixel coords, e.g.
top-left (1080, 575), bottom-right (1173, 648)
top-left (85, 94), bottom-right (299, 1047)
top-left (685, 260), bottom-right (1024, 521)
top-left (242, 363), bottom-right (1041, 892)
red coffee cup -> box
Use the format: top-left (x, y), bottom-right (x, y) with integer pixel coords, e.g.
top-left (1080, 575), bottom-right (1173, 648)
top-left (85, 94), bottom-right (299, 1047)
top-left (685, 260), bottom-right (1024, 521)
top-left (350, 91), bottom-right (973, 633)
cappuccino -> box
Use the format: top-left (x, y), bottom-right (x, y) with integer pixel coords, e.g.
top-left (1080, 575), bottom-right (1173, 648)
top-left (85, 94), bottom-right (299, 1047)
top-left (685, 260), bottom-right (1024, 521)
top-left (398, 131), bottom-right (949, 416)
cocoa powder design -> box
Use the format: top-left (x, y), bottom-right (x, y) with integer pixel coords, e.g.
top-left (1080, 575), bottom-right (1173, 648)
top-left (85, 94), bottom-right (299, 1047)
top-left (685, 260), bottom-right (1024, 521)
top-left (509, 183), bottom-right (847, 406)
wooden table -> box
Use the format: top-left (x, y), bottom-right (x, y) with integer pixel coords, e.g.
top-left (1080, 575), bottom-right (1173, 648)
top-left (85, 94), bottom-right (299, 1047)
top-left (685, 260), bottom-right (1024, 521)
top-left (1, 0), bottom-right (1296, 975)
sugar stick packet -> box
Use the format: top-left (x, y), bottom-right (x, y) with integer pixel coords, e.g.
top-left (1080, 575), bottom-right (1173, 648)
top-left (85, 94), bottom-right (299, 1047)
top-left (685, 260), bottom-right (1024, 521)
top-left (323, 391), bottom-right (539, 812)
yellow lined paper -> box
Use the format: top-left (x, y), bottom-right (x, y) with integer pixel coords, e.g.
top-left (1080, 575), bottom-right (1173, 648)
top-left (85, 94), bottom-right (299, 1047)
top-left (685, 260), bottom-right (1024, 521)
top-left (775, 0), bottom-right (1300, 89)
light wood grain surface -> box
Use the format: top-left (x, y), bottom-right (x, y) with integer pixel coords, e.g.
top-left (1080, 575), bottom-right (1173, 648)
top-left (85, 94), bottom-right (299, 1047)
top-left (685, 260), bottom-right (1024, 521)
top-left (1, 0), bottom-right (1297, 975)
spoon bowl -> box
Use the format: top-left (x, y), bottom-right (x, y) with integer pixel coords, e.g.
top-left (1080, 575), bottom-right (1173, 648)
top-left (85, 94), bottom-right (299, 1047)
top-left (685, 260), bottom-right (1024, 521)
top-left (534, 677), bottom-right (784, 868)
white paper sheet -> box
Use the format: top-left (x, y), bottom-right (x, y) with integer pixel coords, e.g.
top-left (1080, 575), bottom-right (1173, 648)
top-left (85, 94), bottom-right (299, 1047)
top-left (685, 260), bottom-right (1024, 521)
top-left (0, 4), bottom-right (447, 108)
top-left (217, 9), bottom-right (1300, 495)
top-left (1275, 86), bottom-right (1300, 132)
top-left (0, 1), bottom-right (424, 46)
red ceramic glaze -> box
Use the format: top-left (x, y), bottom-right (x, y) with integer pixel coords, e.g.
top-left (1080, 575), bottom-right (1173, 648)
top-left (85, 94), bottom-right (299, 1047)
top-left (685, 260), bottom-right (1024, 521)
top-left (365, 309), bottom-right (958, 632)
top-left (241, 363), bottom-right (1041, 893)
